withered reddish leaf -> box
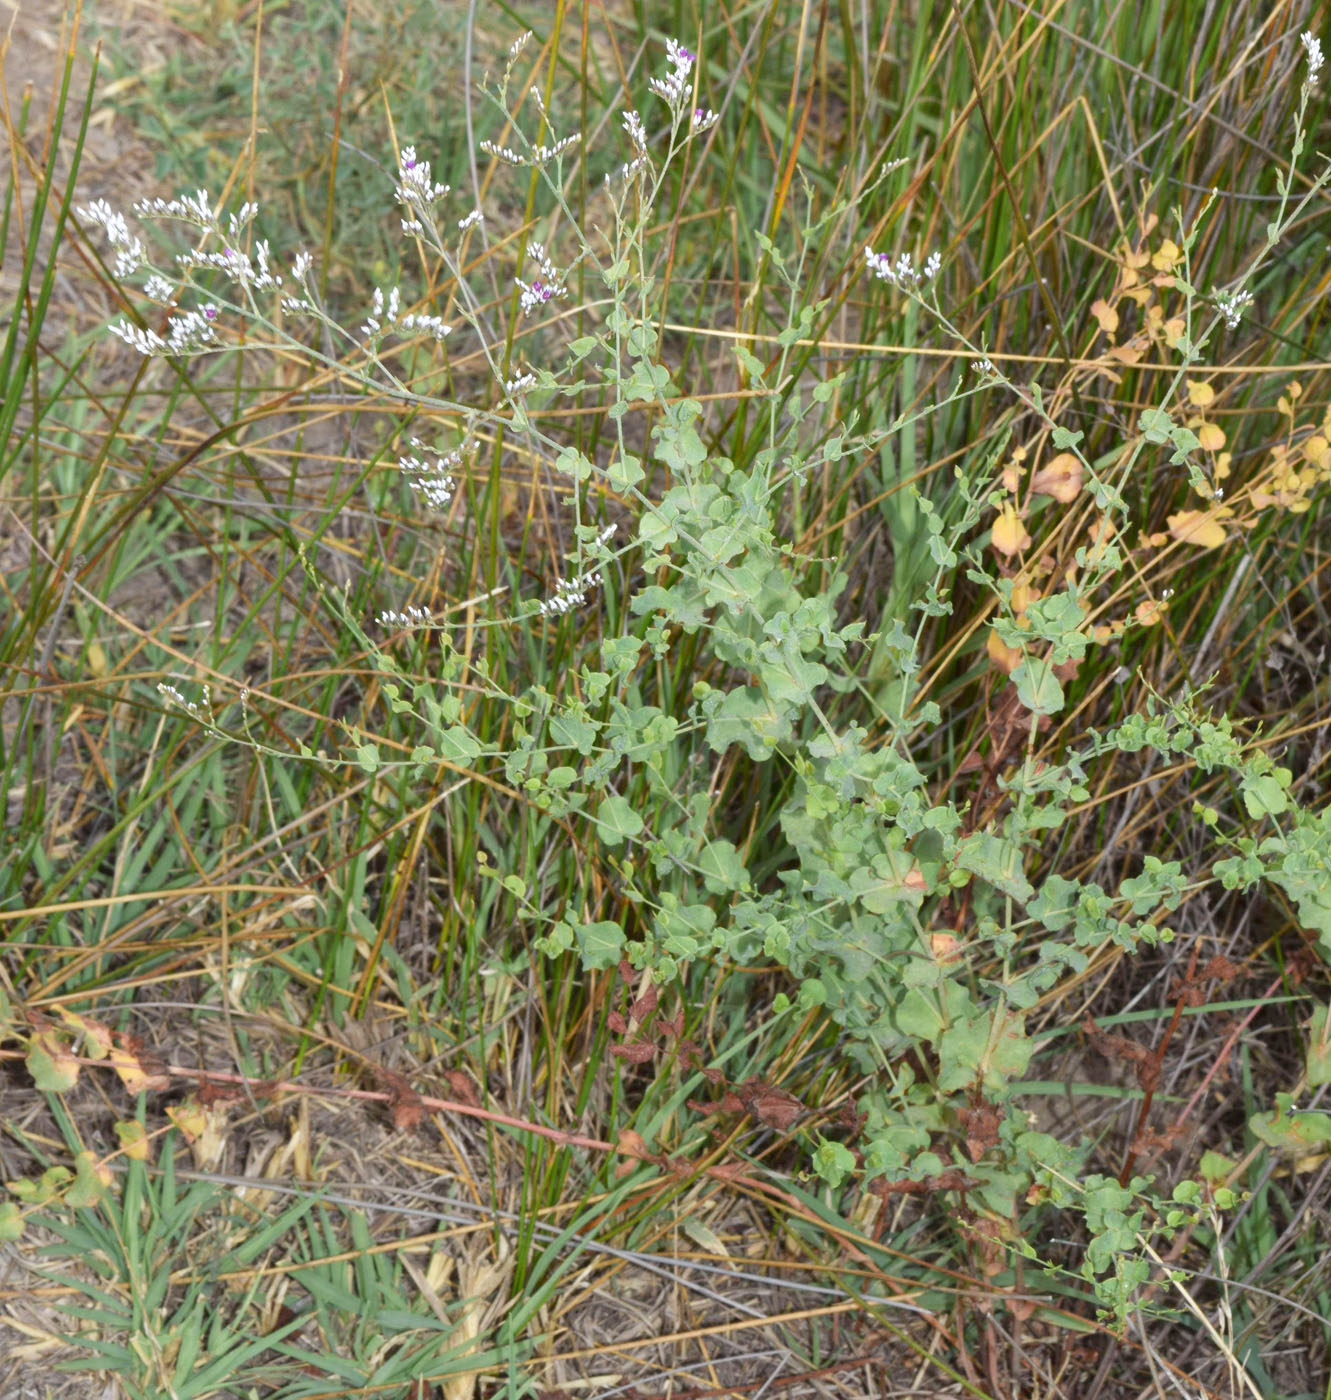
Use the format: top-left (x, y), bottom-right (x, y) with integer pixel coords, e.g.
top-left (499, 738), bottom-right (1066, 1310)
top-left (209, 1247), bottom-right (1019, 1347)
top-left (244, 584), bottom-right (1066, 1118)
top-left (615, 1128), bottom-right (649, 1159)
top-left (375, 1067), bottom-right (424, 1132)
top-left (1168, 979), bottom-right (1206, 1008)
top-left (630, 986), bottom-right (659, 1021)
top-left (610, 1040), bottom-right (656, 1064)
top-left (1202, 954), bottom-right (1244, 983)
top-left (697, 1063), bottom-right (724, 1085)
top-left (1082, 1017), bottom-right (1150, 1065)
top-left (605, 1011), bottom-right (627, 1034)
top-left (617, 960), bottom-right (635, 984)
top-left (958, 1103), bottom-right (1001, 1161)
top-left (686, 1097), bottom-right (724, 1117)
top-left (196, 1078), bottom-right (245, 1108)
top-left (660, 1006), bottom-right (685, 1038)
top-left (708, 1160), bottom-right (748, 1180)
top-left (738, 1079), bottom-right (805, 1130)
top-left (441, 1069), bottom-right (480, 1108)
top-left (719, 1092), bottom-right (745, 1114)
top-left (877, 1168), bottom-right (979, 1196)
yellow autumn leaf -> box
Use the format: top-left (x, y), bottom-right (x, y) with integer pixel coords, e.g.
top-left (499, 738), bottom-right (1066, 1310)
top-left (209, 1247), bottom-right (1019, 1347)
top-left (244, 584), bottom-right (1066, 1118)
top-left (1030, 452), bottom-right (1083, 503)
top-left (115, 1120), bottom-right (152, 1163)
top-left (1108, 338), bottom-right (1146, 364)
top-left (1010, 581), bottom-right (1040, 616)
top-left (991, 503), bottom-right (1031, 558)
top-left (26, 1030), bottom-right (80, 1093)
top-left (1186, 380), bottom-right (1215, 407)
top-left (56, 1008), bottom-right (113, 1059)
top-left (167, 1098), bottom-right (207, 1144)
top-left (110, 1040), bottom-right (170, 1095)
top-left (1196, 421), bottom-right (1226, 452)
top-left (1090, 299), bottom-right (1119, 334)
top-left (1304, 434), bottom-right (1329, 469)
top-left (1135, 598), bottom-right (1168, 626)
top-left (986, 627), bottom-right (1023, 674)
top-left (1151, 238), bottom-right (1180, 270)
top-left (1167, 510), bottom-right (1227, 548)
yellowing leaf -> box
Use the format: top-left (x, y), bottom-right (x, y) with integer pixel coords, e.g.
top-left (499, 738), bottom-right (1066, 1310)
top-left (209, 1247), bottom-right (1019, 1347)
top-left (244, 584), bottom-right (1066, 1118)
top-left (681, 1216), bottom-right (731, 1258)
top-left (167, 1097), bottom-right (207, 1145)
top-left (66, 1151), bottom-right (113, 1210)
top-left (1107, 337), bottom-right (1145, 364)
top-left (26, 1030), bottom-right (79, 1093)
top-left (1135, 599), bottom-right (1168, 626)
top-left (1090, 299), bottom-right (1119, 334)
top-left (991, 503), bottom-right (1031, 558)
top-left (109, 1037), bottom-right (170, 1095)
top-left (56, 1008), bottom-right (112, 1059)
top-left (1196, 421), bottom-right (1226, 452)
top-left (1304, 434), bottom-right (1329, 470)
top-left (1010, 581), bottom-right (1040, 616)
top-left (1167, 510), bottom-right (1227, 549)
top-left (1030, 452), bottom-right (1083, 503)
top-left (1151, 238), bottom-right (1180, 270)
top-left (114, 1119), bottom-right (151, 1163)
top-left (987, 628), bottom-right (1023, 674)
top-left (1186, 379), bottom-right (1216, 408)
top-left (0, 1202), bottom-right (23, 1242)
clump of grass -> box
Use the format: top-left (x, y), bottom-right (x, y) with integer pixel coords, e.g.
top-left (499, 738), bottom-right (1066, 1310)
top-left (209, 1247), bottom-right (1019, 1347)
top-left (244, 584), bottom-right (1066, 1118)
top-left (2, 6), bottom-right (1330, 1399)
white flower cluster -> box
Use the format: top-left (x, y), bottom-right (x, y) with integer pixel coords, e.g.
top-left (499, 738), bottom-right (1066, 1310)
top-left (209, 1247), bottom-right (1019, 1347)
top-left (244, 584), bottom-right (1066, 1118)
top-left (691, 107), bottom-right (719, 133)
top-left (108, 302), bottom-right (220, 357)
top-left (132, 189), bottom-right (216, 228)
top-left (395, 146), bottom-right (450, 234)
top-left (971, 357), bottom-right (996, 378)
top-left (143, 273), bottom-right (175, 302)
top-left (376, 604), bottom-right (434, 629)
top-left (398, 436), bottom-right (461, 511)
top-left (479, 133), bottom-right (582, 168)
top-left (1302, 30), bottom-right (1324, 85)
top-left (516, 242), bottom-right (567, 317)
top-left (158, 681), bottom-right (213, 721)
top-left (505, 370), bottom-right (537, 396)
top-left (537, 570), bottom-right (602, 618)
top-left (607, 110), bottom-right (653, 186)
top-left (361, 286), bottom-right (451, 342)
top-left (178, 239), bottom-right (281, 292)
top-left (622, 110), bottom-right (647, 152)
top-left (79, 198), bottom-right (145, 277)
top-left (1214, 286), bottom-right (1253, 330)
top-left (649, 38), bottom-right (696, 112)
top-left (863, 246), bottom-right (941, 288)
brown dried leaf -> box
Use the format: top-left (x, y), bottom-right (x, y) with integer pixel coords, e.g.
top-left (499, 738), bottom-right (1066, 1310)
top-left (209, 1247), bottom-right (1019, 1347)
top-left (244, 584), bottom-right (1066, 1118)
top-left (738, 1079), bottom-right (805, 1130)
top-left (441, 1069), bottom-right (480, 1109)
top-left (629, 986), bottom-right (659, 1022)
top-left (376, 1067), bottom-right (424, 1132)
top-left (1082, 1017), bottom-right (1150, 1065)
